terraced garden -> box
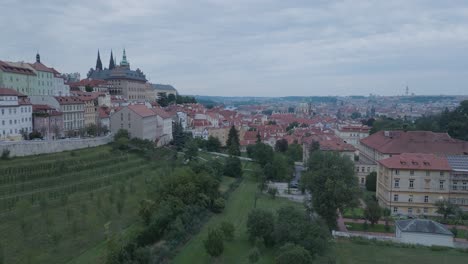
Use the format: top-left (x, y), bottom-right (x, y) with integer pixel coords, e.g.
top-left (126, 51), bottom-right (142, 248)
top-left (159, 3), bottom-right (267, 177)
top-left (0, 145), bottom-right (170, 264)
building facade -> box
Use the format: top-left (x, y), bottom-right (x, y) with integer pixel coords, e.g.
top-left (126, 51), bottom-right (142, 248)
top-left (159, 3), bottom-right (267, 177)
top-left (0, 88), bottom-right (32, 141)
top-left (32, 104), bottom-right (64, 139)
top-left (110, 104), bottom-right (158, 141)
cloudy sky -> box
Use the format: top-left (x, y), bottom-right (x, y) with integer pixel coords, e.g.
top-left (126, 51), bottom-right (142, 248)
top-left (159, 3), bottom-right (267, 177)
top-left (2, 0), bottom-right (468, 96)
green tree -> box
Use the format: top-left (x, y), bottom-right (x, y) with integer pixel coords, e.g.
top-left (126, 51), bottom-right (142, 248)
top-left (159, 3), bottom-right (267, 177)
top-left (157, 92), bottom-right (169, 107)
top-left (364, 200), bottom-right (382, 226)
top-left (224, 156), bottom-right (243, 178)
top-left (172, 121), bottom-right (186, 151)
top-left (251, 142), bottom-right (274, 167)
top-left (86, 124), bottom-right (98, 136)
top-left (226, 126), bottom-right (241, 156)
top-left (184, 139), bottom-right (198, 161)
top-left (276, 243), bottom-right (313, 264)
top-left (275, 139), bottom-right (288, 152)
top-left (301, 151), bottom-right (359, 229)
top-left (204, 228), bottom-right (224, 258)
top-left (365, 171), bottom-right (377, 192)
top-left (85, 84), bottom-right (93, 92)
top-left (206, 136), bottom-right (221, 152)
top-left (263, 154), bottom-right (292, 181)
top-left (286, 143), bottom-right (303, 162)
top-left (219, 221), bottom-right (235, 241)
top-left (248, 247), bottom-right (260, 263)
top-left (247, 209), bottom-right (275, 246)
top-left (168, 93), bottom-right (176, 104)
top-left (351, 112), bottom-right (362, 119)
top-left (435, 199), bottom-right (460, 220)
top-left (0, 241), bottom-right (4, 264)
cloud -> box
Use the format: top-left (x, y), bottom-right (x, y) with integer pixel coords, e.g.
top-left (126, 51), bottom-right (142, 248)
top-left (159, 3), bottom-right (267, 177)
top-left (1, 0), bottom-right (468, 96)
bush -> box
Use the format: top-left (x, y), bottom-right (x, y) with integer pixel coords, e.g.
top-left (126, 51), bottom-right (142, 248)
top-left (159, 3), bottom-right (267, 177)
top-left (267, 187), bottom-right (278, 199)
top-left (248, 247), bottom-right (260, 263)
top-left (450, 227), bottom-right (458, 237)
top-left (0, 149), bottom-right (10, 160)
top-left (204, 228), bottom-right (224, 258)
top-left (220, 221), bottom-right (235, 241)
top-left (430, 245), bottom-right (451, 251)
top-left (212, 198), bottom-right (225, 213)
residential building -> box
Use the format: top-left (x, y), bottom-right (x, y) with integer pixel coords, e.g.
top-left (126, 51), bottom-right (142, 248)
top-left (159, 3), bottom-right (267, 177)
top-left (0, 88), bottom-right (32, 141)
top-left (335, 125), bottom-right (370, 147)
top-left (446, 155), bottom-right (468, 210)
top-left (395, 219), bottom-right (453, 247)
top-left (32, 104), bottom-right (63, 139)
top-left (152, 107), bottom-right (173, 146)
top-left (110, 104), bottom-right (158, 141)
top-left (376, 153), bottom-right (454, 216)
top-left (0, 60), bottom-right (37, 95)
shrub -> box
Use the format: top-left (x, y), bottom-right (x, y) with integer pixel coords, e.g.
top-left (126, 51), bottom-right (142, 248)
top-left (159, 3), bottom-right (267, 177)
top-left (248, 247), bottom-right (260, 263)
top-left (212, 198), bottom-right (225, 213)
top-left (220, 221), bottom-right (235, 241)
top-left (450, 227), bottom-right (458, 237)
top-left (267, 187), bottom-right (278, 199)
top-left (0, 149), bottom-right (10, 160)
top-left (430, 245), bottom-right (450, 251)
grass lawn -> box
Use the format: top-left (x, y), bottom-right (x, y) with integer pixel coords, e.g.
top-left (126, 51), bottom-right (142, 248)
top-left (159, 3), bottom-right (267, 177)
top-left (345, 222), bottom-right (394, 233)
top-left (333, 240), bottom-right (468, 264)
top-left (343, 207), bottom-right (364, 219)
top-left (173, 174), bottom-right (304, 264)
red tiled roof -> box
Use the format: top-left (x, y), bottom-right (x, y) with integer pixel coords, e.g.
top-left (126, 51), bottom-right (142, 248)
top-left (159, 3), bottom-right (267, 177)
top-left (31, 62), bottom-right (55, 73)
top-left (55, 96), bottom-right (84, 105)
top-left (360, 130), bottom-right (468, 155)
top-left (33, 104), bottom-right (53, 111)
top-left (98, 107), bottom-right (110, 118)
top-left (339, 125), bottom-right (370, 132)
top-left (128, 104), bottom-right (156, 118)
top-left (0, 61), bottom-right (36, 76)
top-left (378, 153), bottom-right (451, 171)
top-left (152, 107), bottom-right (172, 119)
top-left (0, 87), bottom-right (24, 96)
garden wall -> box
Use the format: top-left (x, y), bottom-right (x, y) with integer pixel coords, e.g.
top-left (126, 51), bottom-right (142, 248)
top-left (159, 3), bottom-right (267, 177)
top-left (0, 135), bottom-right (113, 157)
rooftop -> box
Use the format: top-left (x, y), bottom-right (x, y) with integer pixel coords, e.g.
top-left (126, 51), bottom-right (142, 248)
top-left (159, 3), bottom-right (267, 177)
top-left (378, 153), bottom-right (451, 171)
top-left (395, 219), bottom-right (453, 236)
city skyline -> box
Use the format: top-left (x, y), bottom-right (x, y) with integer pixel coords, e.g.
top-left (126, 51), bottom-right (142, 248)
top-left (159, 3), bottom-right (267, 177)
top-left (2, 0), bottom-right (468, 96)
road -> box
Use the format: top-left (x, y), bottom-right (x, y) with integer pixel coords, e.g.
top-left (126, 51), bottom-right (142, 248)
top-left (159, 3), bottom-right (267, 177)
top-left (290, 164), bottom-right (304, 187)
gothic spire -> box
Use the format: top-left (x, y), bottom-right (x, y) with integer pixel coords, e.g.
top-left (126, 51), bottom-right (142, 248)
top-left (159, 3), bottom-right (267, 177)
top-left (96, 50), bottom-right (103, 70)
top-left (109, 50), bottom-right (115, 70)
top-left (120, 48), bottom-right (130, 68)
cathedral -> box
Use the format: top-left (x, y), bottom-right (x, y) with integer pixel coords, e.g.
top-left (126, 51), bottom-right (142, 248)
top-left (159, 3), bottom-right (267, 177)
top-left (87, 49), bottom-right (148, 101)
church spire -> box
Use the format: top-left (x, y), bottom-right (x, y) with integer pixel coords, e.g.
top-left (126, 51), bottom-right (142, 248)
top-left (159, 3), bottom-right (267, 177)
top-left (96, 50), bottom-right (103, 70)
top-left (36, 52), bottom-right (40, 63)
top-left (120, 48), bottom-right (130, 68)
top-left (109, 50), bottom-right (115, 70)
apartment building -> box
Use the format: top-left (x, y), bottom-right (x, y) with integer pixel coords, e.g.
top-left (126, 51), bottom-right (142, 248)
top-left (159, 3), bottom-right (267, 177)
top-left (376, 153), bottom-right (468, 216)
top-left (0, 88), bottom-right (32, 141)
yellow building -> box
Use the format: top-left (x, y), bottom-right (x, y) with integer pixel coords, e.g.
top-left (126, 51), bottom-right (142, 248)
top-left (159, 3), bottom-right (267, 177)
top-left (377, 153), bottom-right (457, 216)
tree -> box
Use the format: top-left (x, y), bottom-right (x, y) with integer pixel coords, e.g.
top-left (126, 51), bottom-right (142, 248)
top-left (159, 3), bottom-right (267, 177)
top-left (86, 124), bottom-right (98, 136)
top-left (248, 247), bottom-right (260, 263)
top-left (206, 136), bottom-right (221, 152)
top-left (219, 221), bottom-right (235, 241)
top-left (226, 126), bottom-right (240, 156)
top-left (29, 130), bottom-right (43, 140)
top-left (246, 209), bottom-right (275, 246)
top-left (172, 121), bottom-right (186, 151)
top-left (275, 139), bottom-right (288, 152)
top-left (263, 154), bottom-right (292, 181)
top-left (0, 241), bottom-right (4, 264)
top-left (301, 151), bottom-right (359, 229)
top-left (286, 143), bottom-right (303, 162)
top-left (251, 142), bottom-right (274, 167)
top-left (168, 93), bottom-right (176, 104)
top-left (364, 200), bottom-right (382, 226)
top-left (204, 228), bottom-right (224, 258)
top-left (286, 121), bottom-right (299, 132)
top-left (157, 92), bottom-right (169, 107)
top-left (85, 84), bottom-right (93, 92)
top-left (184, 139), bottom-right (198, 161)
top-left (114, 129), bottom-right (130, 140)
top-left (224, 156), bottom-right (243, 178)
top-left (365, 172), bottom-right (377, 192)
top-left (276, 243), bottom-right (313, 264)
top-left (267, 186), bottom-right (278, 199)
top-left (435, 199), bottom-right (460, 220)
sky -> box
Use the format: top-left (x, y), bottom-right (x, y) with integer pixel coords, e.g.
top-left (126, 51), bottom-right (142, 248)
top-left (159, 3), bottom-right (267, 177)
top-left (2, 0), bottom-right (468, 97)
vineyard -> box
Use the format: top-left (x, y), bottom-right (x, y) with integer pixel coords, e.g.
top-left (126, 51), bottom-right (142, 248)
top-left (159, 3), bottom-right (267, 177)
top-left (0, 145), bottom-right (173, 264)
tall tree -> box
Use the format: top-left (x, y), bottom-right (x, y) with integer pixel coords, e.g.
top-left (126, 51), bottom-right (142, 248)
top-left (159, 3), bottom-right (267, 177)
top-left (157, 93), bottom-right (169, 107)
top-left (365, 172), bottom-right (377, 192)
top-left (364, 200), bottom-right (382, 226)
top-left (172, 121), bottom-right (185, 150)
top-left (301, 151), bottom-right (359, 229)
top-left (275, 139), bottom-right (288, 152)
top-left (226, 126), bottom-right (240, 156)
top-left (206, 136), bottom-right (221, 152)
top-left (224, 156), bottom-right (243, 178)
top-left (168, 93), bottom-right (176, 104)
top-left (246, 209), bottom-right (275, 246)
top-left (204, 228), bottom-right (224, 258)
top-left (435, 199), bottom-right (460, 220)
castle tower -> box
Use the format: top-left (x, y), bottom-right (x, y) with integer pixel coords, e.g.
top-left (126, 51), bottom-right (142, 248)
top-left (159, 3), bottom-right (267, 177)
top-left (96, 50), bottom-right (103, 70)
top-left (120, 49), bottom-right (130, 68)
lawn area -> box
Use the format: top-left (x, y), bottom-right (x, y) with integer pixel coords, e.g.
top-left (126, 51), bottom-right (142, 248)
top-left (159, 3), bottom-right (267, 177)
top-left (173, 174), bottom-right (304, 264)
top-left (343, 207), bottom-right (364, 219)
top-left (345, 222), bottom-right (394, 233)
top-left (333, 240), bottom-right (468, 264)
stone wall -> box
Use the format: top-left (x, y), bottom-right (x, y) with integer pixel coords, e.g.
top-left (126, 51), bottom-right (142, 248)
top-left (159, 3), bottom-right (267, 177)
top-left (0, 135), bottom-right (113, 157)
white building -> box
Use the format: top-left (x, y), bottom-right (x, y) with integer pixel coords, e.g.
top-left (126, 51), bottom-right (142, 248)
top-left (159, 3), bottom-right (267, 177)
top-left (395, 219), bottom-right (453, 247)
top-left (0, 88), bottom-right (32, 141)
top-left (52, 69), bottom-right (70, 96)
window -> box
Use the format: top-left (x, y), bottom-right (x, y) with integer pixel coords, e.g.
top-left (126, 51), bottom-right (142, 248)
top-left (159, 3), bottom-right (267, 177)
top-left (424, 196), bottom-right (429, 203)
top-left (408, 208), bottom-right (413, 214)
top-left (439, 180), bottom-right (445, 190)
top-left (463, 181), bottom-right (467, 191)
top-left (393, 207), bottom-right (398, 213)
top-left (440, 171), bottom-right (445, 176)
top-left (395, 169), bottom-right (400, 175)
top-left (453, 181), bottom-right (458, 190)
top-left (409, 179), bottom-right (414, 189)
top-left (408, 195), bottom-right (413, 203)
top-left (360, 178), bottom-right (364, 184)
top-left (367, 167), bottom-right (370, 172)
top-left (426, 171), bottom-right (430, 176)
top-left (410, 170), bottom-right (414, 176)
top-left (361, 167), bottom-right (365, 172)
top-left (356, 167), bottom-right (359, 172)
top-left (423, 208), bottom-right (428, 214)
top-left (394, 194), bottom-right (399, 202)
top-left (394, 179), bottom-right (400, 188)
